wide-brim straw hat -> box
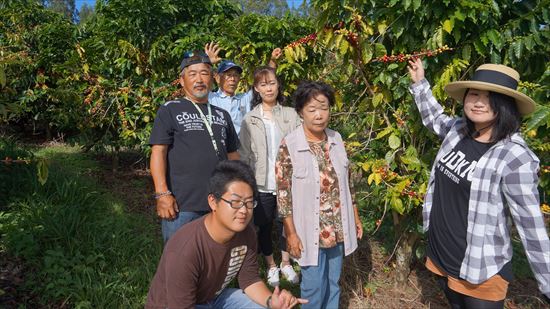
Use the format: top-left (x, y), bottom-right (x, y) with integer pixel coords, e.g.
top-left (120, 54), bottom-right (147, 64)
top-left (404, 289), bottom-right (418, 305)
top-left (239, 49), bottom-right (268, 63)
top-left (444, 64), bottom-right (536, 115)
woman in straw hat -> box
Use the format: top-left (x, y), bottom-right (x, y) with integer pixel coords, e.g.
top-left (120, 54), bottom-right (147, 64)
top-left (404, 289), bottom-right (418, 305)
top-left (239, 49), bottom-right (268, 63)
top-left (408, 57), bottom-right (549, 308)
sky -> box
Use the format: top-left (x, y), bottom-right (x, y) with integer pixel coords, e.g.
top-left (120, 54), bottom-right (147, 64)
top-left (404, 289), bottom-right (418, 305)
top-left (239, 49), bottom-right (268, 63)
top-left (75, 0), bottom-right (304, 10)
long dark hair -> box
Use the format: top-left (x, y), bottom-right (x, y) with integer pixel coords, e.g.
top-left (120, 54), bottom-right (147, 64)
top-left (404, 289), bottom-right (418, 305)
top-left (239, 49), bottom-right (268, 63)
top-left (461, 89), bottom-right (521, 142)
top-left (251, 66), bottom-right (285, 109)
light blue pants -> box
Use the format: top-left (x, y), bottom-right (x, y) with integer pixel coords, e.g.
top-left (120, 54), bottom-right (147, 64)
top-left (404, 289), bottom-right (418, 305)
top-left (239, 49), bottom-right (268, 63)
top-left (195, 288), bottom-right (263, 309)
top-left (300, 243), bottom-right (344, 309)
top-left (161, 211), bottom-right (208, 243)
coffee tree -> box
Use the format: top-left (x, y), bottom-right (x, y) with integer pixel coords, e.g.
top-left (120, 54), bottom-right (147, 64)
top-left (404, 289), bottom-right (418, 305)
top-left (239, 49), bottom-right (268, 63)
top-left (277, 0), bottom-right (550, 283)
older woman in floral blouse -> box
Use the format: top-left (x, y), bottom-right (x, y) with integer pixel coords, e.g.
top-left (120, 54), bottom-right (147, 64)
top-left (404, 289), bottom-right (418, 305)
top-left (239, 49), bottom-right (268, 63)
top-left (275, 81), bottom-right (363, 309)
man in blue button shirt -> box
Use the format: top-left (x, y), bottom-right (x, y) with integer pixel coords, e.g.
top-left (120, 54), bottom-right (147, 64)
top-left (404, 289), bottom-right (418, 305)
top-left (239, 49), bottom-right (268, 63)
top-left (205, 42), bottom-right (281, 134)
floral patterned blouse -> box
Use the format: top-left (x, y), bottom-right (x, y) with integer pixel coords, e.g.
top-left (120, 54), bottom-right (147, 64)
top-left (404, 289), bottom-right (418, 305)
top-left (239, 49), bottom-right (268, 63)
top-left (276, 139), bottom-right (356, 248)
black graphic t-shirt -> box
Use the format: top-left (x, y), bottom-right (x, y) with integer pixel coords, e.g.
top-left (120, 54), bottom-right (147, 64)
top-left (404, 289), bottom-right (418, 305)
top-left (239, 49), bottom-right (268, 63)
top-left (149, 99), bottom-right (239, 212)
top-left (428, 136), bottom-right (512, 281)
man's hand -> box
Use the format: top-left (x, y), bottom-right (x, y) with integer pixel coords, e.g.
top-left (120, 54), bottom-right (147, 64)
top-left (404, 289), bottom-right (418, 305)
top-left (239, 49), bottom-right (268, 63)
top-left (271, 47), bottom-right (282, 61)
top-left (268, 47), bottom-right (282, 69)
top-left (205, 41), bottom-right (221, 64)
top-left (286, 233), bottom-right (303, 259)
top-left (355, 219), bottom-right (364, 240)
top-left (270, 286), bottom-right (308, 309)
top-left (407, 57), bottom-right (425, 84)
top-left (156, 194), bottom-right (179, 219)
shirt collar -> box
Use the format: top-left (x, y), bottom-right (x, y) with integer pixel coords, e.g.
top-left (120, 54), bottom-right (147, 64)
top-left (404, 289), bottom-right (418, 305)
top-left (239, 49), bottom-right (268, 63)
top-left (216, 89), bottom-right (234, 98)
top-left (296, 125), bottom-right (336, 151)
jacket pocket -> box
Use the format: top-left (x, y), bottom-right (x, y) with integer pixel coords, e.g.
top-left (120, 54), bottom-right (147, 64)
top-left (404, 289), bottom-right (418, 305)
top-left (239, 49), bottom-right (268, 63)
top-left (292, 167), bottom-right (308, 179)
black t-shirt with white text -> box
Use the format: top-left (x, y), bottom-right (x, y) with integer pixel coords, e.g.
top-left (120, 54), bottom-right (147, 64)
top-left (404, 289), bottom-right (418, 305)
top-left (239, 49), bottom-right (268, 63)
top-left (149, 99), bottom-right (239, 212)
top-left (428, 136), bottom-right (513, 282)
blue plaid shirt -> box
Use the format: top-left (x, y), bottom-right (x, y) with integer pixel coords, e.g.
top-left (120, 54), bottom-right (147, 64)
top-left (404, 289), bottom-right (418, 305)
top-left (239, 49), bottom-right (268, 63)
top-left (410, 79), bottom-right (550, 297)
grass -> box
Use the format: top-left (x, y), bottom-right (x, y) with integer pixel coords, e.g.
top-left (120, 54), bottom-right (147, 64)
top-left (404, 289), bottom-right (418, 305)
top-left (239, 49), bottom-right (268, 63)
top-left (1, 137), bottom-right (547, 308)
top-left (0, 138), bottom-right (162, 307)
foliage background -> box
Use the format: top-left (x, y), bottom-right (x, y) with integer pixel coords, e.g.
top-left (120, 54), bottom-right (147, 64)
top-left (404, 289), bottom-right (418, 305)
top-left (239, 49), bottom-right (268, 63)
top-left (1, 0), bottom-right (549, 306)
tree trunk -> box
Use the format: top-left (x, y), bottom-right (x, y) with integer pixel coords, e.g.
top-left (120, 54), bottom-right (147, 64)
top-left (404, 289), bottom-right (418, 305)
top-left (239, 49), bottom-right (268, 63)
top-left (392, 211), bottom-right (419, 285)
top-left (394, 231), bottom-right (419, 285)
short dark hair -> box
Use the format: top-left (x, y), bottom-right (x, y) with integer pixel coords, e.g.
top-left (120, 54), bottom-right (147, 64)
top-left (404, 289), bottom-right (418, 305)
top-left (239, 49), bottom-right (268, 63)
top-left (461, 89), bottom-right (521, 142)
top-left (209, 161), bottom-right (257, 200)
top-left (293, 81), bottom-right (335, 113)
top-left (251, 66), bottom-right (286, 108)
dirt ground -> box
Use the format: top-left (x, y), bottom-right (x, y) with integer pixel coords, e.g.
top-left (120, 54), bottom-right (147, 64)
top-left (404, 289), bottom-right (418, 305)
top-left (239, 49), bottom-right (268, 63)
top-left (99, 153), bottom-right (550, 309)
top-left (1, 150), bottom-right (549, 308)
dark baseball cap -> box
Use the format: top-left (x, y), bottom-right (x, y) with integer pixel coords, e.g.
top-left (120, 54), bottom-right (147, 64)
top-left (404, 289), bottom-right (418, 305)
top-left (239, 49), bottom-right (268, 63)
top-left (179, 50), bottom-right (212, 71)
top-left (217, 60), bottom-right (243, 74)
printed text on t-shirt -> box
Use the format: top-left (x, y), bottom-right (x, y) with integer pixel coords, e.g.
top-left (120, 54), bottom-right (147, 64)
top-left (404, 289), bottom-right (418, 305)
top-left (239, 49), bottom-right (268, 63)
top-left (437, 150), bottom-right (477, 184)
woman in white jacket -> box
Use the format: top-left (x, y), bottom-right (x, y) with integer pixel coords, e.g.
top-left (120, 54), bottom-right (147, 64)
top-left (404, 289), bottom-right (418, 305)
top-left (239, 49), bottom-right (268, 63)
top-left (239, 66), bottom-right (301, 287)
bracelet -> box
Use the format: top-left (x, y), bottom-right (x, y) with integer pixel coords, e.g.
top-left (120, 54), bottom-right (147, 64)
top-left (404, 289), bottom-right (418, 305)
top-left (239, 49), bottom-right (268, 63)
top-left (265, 295), bottom-right (272, 309)
top-left (153, 190), bottom-right (172, 199)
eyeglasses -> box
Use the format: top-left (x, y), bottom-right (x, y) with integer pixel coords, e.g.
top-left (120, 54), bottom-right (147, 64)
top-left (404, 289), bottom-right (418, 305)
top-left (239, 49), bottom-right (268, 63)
top-left (220, 197), bottom-right (257, 209)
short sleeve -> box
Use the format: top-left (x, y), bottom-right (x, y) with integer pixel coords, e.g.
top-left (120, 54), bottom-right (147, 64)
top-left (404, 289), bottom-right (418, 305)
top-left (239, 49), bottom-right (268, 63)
top-left (224, 111), bottom-right (240, 153)
top-left (149, 105), bottom-right (175, 145)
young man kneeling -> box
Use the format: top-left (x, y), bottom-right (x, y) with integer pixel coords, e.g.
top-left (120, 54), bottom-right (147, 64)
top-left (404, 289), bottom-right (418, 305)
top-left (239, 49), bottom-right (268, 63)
top-left (146, 160), bottom-right (307, 309)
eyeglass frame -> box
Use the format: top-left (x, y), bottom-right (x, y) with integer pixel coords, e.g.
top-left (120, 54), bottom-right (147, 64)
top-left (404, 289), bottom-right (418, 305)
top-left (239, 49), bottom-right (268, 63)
top-left (219, 197), bottom-right (257, 210)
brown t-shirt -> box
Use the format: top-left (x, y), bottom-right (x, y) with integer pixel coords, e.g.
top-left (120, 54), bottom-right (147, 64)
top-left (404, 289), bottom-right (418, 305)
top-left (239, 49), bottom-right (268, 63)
top-left (145, 216), bottom-right (261, 309)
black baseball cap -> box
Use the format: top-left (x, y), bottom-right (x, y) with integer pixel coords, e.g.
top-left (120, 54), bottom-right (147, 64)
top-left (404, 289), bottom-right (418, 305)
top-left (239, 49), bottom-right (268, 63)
top-left (179, 50), bottom-right (212, 72)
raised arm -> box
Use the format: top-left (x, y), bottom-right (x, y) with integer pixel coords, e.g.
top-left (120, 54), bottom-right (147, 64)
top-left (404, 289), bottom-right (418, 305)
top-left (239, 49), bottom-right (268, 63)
top-left (205, 41), bottom-right (222, 65)
top-left (268, 47), bottom-right (282, 69)
top-left (407, 58), bottom-right (457, 139)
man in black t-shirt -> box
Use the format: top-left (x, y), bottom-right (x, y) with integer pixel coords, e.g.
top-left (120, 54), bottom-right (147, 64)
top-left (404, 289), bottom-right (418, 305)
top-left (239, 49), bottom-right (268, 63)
top-left (149, 50), bottom-right (240, 243)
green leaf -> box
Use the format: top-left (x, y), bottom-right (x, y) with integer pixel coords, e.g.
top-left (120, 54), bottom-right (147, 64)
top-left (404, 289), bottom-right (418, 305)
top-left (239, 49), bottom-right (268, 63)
top-left (374, 43), bottom-right (387, 57)
top-left (377, 22), bottom-right (387, 35)
top-left (388, 133), bottom-right (401, 150)
top-left (486, 29), bottom-right (503, 50)
top-left (462, 45), bottom-right (472, 61)
top-left (413, 0), bottom-right (421, 11)
top-left (390, 197), bottom-right (405, 215)
top-left (442, 19), bottom-right (454, 34)
top-left (454, 10), bottom-right (465, 21)
top-left (284, 47), bottom-right (295, 64)
top-left (36, 159), bottom-right (49, 186)
top-left (512, 40), bottom-right (523, 59)
top-left (339, 38), bottom-right (350, 55)
top-left (526, 106), bottom-right (550, 131)
top-left (523, 36), bottom-right (535, 51)
top-left (372, 93), bottom-right (384, 107)
top-left (375, 126), bottom-right (393, 139)
top-left (361, 43), bottom-right (373, 64)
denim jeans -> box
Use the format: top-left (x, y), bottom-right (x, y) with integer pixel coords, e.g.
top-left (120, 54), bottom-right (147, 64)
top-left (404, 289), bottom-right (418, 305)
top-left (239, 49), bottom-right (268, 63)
top-left (300, 243), bottom-right (344, 309)
top-left (195, 288), bottom-right (262, 309)
top-left (161, 211), bottom-right (209, 243)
